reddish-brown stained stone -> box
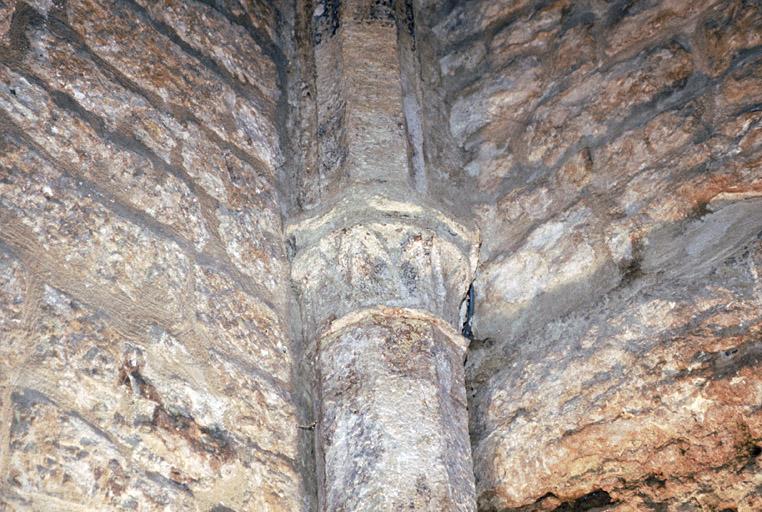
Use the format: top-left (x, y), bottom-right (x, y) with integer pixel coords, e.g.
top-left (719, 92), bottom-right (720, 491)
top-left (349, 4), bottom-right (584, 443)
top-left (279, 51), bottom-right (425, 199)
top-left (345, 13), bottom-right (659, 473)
top-left (3, 0), bottom-right (762, 510)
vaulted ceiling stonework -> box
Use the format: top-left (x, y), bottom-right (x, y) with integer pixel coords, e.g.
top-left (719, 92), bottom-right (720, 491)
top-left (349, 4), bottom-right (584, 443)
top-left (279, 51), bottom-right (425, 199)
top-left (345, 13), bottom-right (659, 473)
top-left (0, 0), bottom-right (761, 511)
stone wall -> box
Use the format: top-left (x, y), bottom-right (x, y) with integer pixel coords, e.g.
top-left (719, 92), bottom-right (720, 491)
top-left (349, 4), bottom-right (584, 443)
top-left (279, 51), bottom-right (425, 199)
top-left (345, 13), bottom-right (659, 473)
top-left (0, 0), bottom-right (310, 510)
top-left (416, 0), bottom-right (762, 509)
top-left (1, 0), bottom-right (761, 511)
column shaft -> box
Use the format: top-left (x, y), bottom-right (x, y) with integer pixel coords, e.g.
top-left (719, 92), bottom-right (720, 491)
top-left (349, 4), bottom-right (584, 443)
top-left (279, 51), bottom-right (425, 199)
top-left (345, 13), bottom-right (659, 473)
top-left (292, 1), bottom-right (479, 509)
top-left (319, 308), bottom-right (473, 510)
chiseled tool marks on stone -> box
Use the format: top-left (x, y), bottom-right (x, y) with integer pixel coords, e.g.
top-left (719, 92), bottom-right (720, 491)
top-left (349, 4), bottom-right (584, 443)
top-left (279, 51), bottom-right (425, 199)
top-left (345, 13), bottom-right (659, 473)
top-left (0, 0), bottom-right (305, 509)
top-left (0, 249), bottom-right (43, 494)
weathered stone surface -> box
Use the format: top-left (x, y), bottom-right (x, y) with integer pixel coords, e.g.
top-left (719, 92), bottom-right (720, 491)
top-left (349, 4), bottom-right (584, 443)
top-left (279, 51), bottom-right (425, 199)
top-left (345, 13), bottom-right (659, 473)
top-left (471, 201), bottom-right (762, 510)
top-left (418, 0), bottom-right (762, 509)
top-left (133, 0), bottom-right (279, 100)
top-left (3, 0), bottom-right (762, 510)
top-left (288, 1), bottom-right (478, 508)
top-left (289, 190), bottom-right (478, 332)
top-left (63, 0), bottom-right (280, 168)
top-left (318, 309), bottom-right (472, 511)
top-left (0, 0), bottom-right (308, 510)
top-left (288, 189), bottom-right (478, 511)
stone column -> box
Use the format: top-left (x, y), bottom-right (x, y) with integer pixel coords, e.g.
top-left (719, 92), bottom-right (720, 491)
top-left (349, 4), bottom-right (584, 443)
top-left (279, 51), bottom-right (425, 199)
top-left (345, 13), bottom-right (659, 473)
top-left (290, 3), bottom-right (478, 508)
top-left (289, 192), bottom-right (478, 510)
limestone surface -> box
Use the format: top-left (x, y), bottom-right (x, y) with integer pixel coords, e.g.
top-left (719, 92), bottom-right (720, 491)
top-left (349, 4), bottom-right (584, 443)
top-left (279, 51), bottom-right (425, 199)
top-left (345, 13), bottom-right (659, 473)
top-left (2, 0), bottom-right (761, 511)
top-left (416, 0), bottom-right (762, 509)
top-left (0, 1), bottom-right (308, 510)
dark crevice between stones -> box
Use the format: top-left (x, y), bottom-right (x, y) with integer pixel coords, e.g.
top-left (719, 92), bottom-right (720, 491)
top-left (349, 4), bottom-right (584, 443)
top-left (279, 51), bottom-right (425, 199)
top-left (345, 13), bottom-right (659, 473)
top-left (689, 338), bottom-right (762, 381)
top-left (403, 0), bottom-right (415, 43)
top-left (118, 358), bottom-right (162, 404)
top-left (193, 0), bottom-right (285, 65)
top-left (461, 282), bottom-right (475, 339)
top-left (144, 470), bottom-right (194, 495)
top-left (733, 101), bottom-right (762, 116)
top-left (313, 0), bottom-right (341, 45)
top-left (644, 474), bottom-right (666, 489)
top-left (637, 494), bottom-right (668, 512)
top-left (741, 439), bottom-right (762, 472)
top-left (604, 0), bottom-right (639, 28)
top-left (275, 2), bottom-right (321, 510)
top-left (559, 4), bottom-right (597, 36)
top-left (151, 408), bottom-right (236, 466)
top-left (366, 0), bottom-right (395, 23)
top-left (435, 0), bottom-right (539, 57)
top-left (688, 200), bottom-right (713, 221)
top-left (552, 490), bottom-right (615, 511)
top-left (483, 489), bottom-right (615, 512)
top-left (617, 238), bottom-right (644, 290)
